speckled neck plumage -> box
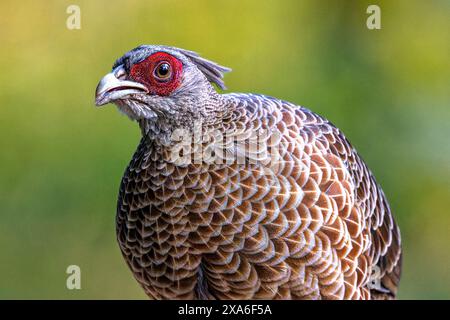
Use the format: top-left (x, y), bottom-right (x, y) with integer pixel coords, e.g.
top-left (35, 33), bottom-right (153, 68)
top-left (138, 92), bottom-right (236, 146)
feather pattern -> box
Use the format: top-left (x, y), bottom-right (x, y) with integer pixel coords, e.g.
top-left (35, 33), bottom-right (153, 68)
top-left (116, 93), bottom-right (402, 300)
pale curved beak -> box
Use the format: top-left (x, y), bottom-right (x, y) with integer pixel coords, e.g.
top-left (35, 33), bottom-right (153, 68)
top-left (95, 66), bottom-right (148, 106)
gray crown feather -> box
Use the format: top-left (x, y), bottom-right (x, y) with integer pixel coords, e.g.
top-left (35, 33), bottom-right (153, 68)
top-left (176, 48), bottom-right (231, 90)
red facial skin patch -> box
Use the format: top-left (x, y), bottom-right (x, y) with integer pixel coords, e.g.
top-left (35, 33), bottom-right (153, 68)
top-left (130, 52), bottom-right (183, 96)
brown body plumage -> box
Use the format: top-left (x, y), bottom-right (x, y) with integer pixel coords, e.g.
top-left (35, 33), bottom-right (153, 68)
top-left (96, 45), bottom-right (402, 299)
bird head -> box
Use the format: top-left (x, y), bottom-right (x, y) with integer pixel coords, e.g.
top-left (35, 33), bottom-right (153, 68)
top-left (95, 45), bottom-right (231, 125)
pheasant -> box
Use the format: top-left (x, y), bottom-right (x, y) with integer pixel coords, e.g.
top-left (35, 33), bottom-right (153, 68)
top-left (95, 45), bottom-right (402, 300)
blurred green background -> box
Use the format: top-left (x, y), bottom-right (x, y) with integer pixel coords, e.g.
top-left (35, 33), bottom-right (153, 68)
top-left (0, 0), bottom-right (449, 299)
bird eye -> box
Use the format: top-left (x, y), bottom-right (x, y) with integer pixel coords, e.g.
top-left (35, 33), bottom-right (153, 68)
top-left (154, 62), bottom-right (172, 81)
